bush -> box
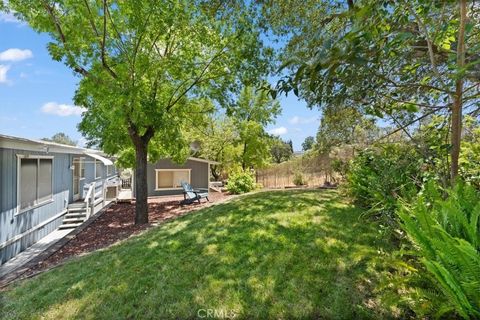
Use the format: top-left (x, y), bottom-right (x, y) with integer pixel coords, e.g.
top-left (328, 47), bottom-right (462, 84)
top-left (293, 172), bottom-right (305, 186)
top-left (398, 182), bottom-right (480, 319)
top-left (346, 144), bottom-right (423, 222)
top-left (331, 158), bottom-right (349, 180)
top-left (226, 171), bottom-right (256, 194)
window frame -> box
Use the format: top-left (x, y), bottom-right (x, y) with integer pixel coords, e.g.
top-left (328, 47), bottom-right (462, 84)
top-left (94, 159), bottom-right (102, 180)
top-left (16, 155), bottom-right (54, 215)
top-left (106, 165), bottom-right (113, 176)
top-left (79, 157), bottom-right (85, 179)
top-left (155, 169), bottom-right (191, 190)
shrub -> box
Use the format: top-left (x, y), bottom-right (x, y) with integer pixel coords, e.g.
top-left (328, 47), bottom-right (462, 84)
top-left (293, 172), bottom-right (305, 186)
top-left (398, 182), bottom-right (480, 319)
top-left (346, 144), bottom-right (422, 222)
top-left (331, 158), bottom-right (349, 180)
top-left (226, 171), bottom-right (256, 194)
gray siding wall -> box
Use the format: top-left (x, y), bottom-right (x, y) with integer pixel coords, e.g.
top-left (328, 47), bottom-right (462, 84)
top-left (0, 149), bottom-right (117, 265)
top-left (79, 156), bottom-right (117, 199)
top-left (146, 159), bottom-right (209, 197)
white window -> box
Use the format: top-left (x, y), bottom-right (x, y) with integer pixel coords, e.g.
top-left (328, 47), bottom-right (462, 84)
top-left (79, 158), bottom-right (85, 179)
top-left (155, 169), bottom-right (190, 190)
top-left (17, 156), bottom-right (53, 212)
top-left (107, 165), bottom-right (113, 176)
top-left (94, 159), bottom-right (102, 179)
top-left (73, 157), bottom-right (85, 179)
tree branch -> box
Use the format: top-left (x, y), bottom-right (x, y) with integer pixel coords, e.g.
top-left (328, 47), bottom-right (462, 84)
top-left (377, 107), bottom-right (443, 142)
top-left (406, 1), bottom-right (450, 92)
top-left (83, 0), bottom-right (100, 37)
top-left (41, 0), bottom-right (90, 77)
top-left (166, 46), bottom-right (228, 111)
top-left (101, 0), bottom-right (118, 79)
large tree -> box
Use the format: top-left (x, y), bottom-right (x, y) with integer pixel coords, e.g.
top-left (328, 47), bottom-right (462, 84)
top-left (189, 116), bottom-right (239, 181)
top-left (301, 136), bottom-right (315, 151)
top-left (42, 132), bottom-right (77, 146)
top-left (270, 136), bottom-right (293, 163)
top-left (264, 0), bottom-right (479, 183)
top-left (316, 105), bottom-right (377, 153)
top-left (6, 1), bottom-right (269, 223)
top-left (228, 86), bottom-right (280, 170)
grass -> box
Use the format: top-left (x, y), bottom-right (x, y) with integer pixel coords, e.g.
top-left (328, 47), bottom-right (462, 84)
top-left (0, 190), bottom-right (409, 319)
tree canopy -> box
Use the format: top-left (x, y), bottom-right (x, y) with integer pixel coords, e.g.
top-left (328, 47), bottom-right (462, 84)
top-left (270, 136), bottom-right (293, 163)
top-left (301, 136), bottom-right (315, 151)
top-left (228, 86), bottom-right (280, 170)
top-left (42, 132), bottom-right (77, 146)
top-left (264, 0), bottom-right (479, 183)
top-left (6, 0), bottom-right (271, 223)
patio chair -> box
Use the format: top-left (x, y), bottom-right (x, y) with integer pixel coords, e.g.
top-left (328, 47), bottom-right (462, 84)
top-left (180, 182), bottom-right (209, 204)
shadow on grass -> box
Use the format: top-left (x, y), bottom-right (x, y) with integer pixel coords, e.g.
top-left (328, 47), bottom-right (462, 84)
top-left (1, 190), bottom-right (407, 319)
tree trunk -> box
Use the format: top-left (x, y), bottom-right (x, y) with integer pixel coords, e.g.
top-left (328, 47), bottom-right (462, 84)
top-left (241, 141), bottom-right (247, 171)
top-left (134, 141), bottom-right (149, 224)
top-left (451, 0), bottom-right (467, 183)
top-left (211, 165), bottom-right (220, 181)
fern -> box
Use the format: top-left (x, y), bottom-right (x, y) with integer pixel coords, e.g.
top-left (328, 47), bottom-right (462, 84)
top-left (398, 181), bottom-right (480, 319)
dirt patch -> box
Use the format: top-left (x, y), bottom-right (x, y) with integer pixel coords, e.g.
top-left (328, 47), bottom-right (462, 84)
top-left (24, 192), bottom-right (231, 276)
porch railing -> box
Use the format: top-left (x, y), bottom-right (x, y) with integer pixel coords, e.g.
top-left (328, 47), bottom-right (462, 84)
top-left (84, 183), bottom-right (95, 219)
top-left (121, 177), bottom-right (132, 189)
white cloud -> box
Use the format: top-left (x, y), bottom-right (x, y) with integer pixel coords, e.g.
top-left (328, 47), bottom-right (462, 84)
top-left (41, 102), bottom-right (86, 117)
top-left (0, 12), bottom-right (21, 24)
top-left (77, 137), bottom-right (87, 147)
top-left (0, 65), bottom-right (10, 83)
top-left (289, 116), bottom-right (317, 125)
top-left (0, 48), bottom-right (33, 62)
top-left (268, 126), bottom-right (288, 136)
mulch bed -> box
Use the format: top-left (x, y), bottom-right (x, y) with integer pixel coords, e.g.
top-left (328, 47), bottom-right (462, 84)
top-left (23, 192), bottom-right (231, 277)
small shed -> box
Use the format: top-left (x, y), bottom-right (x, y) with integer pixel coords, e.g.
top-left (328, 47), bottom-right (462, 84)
top-left (138, 157), bottom-right (219, 197)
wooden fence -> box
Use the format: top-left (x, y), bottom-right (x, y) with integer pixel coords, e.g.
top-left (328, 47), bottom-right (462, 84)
top-left (256, 147), bottom-right (354, 189)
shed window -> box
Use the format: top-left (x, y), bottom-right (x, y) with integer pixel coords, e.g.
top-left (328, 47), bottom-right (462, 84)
top-left (155, 169), bottom-right (190, 190)
top-left (18, 157), bottom-right (53, 211)
top-left (95, 159), bottom-right (102, 179)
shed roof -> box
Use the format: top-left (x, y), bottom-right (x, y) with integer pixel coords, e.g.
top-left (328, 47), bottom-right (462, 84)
top-left (188, 157), bottom-right (220, 165)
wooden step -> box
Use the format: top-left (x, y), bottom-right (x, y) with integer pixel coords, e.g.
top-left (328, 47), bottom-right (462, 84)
top-left (67, 209), bottom-right (86, 214)
top-left (58, 223), bottom-right (83, 229)
top-left (68, 202), bottom-right (87, 209)
top-left (65, 213), bottom-right (87, 219)
top-left (62, 217), bottom-right (85, 224)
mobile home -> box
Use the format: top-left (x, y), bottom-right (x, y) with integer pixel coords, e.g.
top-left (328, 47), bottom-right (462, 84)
top-left (0, 134), bottom-right (117, 265)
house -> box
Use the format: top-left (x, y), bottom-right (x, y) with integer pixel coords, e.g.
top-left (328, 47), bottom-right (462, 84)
top-left (0, 134), bottom-right (117, 265)
top-left (137, 157), bottom-right (219, 197)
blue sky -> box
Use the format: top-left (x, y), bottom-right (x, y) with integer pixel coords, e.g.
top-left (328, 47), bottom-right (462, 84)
top-left (0, 12), bottom-right (320, 151)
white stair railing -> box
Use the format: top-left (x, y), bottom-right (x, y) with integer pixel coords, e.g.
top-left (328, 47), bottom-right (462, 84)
top-left (84, 183), bottom-right (95, 219)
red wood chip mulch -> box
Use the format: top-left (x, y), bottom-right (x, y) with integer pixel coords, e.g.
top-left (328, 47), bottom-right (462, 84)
top-left (26, 192), bottom-right (231, 275)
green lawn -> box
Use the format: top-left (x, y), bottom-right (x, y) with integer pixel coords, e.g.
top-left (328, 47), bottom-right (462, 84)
top-left (1, 190), bottom-right (408, 319)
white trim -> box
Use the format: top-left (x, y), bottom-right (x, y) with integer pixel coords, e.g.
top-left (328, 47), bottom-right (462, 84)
top-left (188, 157), bottom-right (220, 165)
top-left (16, 154), bottom-right (54, 215)
top-left (0, 209), bottom-right (67, 250)
top-left (16, 154), bottom-right (54, 159)
top-left (1, 137), bottom-right (85, 154)
top-left (155, 169), bottom-right (191, 190)
top-left (72, 157), bottom-right (81, 201)
top-left (106, 164), bottom-right (113, 176)
top-left (78, 157), bottom-right (86, 179)
top-left (94, 159), bottom-right (102, 179)
top-left (85, 152), bottom-right (113, 165)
